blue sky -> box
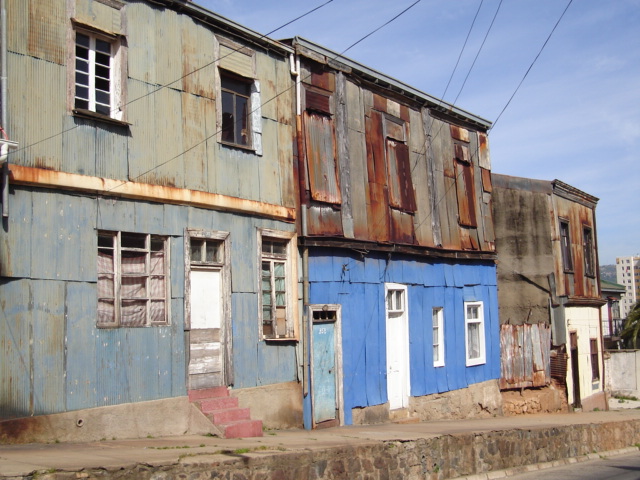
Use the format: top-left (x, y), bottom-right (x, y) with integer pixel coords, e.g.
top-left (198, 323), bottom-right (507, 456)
top-left (198, 0), bottom-right (639, 265)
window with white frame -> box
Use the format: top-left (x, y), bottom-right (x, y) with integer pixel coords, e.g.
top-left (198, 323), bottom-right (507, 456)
top-left (73, 27), bottom-right (125, 121)
top-left (259, 229), bottom-right (296, 340)
top-left (221, 72), bottom-right (252, 147)
top-left (432, 307), bottom-right (445, 367)
top-left (97, 231), bottom-right (169, 327)
top-left (464, 301), bottom-right (486, 366)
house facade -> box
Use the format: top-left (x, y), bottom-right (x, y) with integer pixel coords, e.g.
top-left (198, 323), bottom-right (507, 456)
top-left (288, 38), bottom-right (501, 429)
top-left (492, 174), bottom-right (606, 412)
top-left (0, 0), bottom-right (302, 440)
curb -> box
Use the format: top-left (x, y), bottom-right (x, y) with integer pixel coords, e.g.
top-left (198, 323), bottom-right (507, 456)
top-left (451, 446), bottom-right (640, 480)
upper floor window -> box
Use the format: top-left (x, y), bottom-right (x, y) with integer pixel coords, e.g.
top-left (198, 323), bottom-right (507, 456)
top-left (432, 307), bottom-right (445, 367)
top-left (583, 226), bottom-right (595, 277)
top-left (97, 231), bottom-right (169, 327)
top-left (221, 72), bottom-right (252, 148)
top-left (464, 301), bottom-right (486, 366)
top-left (259, 229), bottom-right (297, 340)
top-left (559, 219), bottom-right (573, 272)
top-left (72, 26), bottom-right (125, 122)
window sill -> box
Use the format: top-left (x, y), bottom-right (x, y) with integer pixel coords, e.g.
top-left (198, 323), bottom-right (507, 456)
top-left (73, 109), bottom-right (131, 128)
top-left (263, 336), bottom-right (299, 343)
top-left (220, 140), bottom-right (255, 153)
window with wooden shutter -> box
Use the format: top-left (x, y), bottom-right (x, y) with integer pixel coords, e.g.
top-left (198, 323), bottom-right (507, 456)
top-left (386, 139), bottom-right (416, 213)
top-left (303, 111), bottom-right (341, 204)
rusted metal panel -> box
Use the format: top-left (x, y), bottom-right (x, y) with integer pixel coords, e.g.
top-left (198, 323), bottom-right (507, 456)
top-left (155, 6), bottom-right (183, 87)
top-left (8, 54), bottom-right (64, 170)
top-left (28, 0), bottom-right (66, 65)
top-left (181, 92), bottom-right (213, 192)
top-left (364, 111), bottom-right (389, 242)
top-left (126, 2), bottom-right (157, 84)
top-left (10, 165), bottom-right (296, 222)
top-left (181, 15), bottom-right (216, 98)
top-left (385, 140), bottom-right (415, 213)
top-left (481, 168), bottom-right (492, 193)
top-left (255, 119), bottom-right (278, 204)
top-left (303, 112), bottom-right (341, 204)
top-left (372, 93), bottom-right (387, 112)
top-left (305, 89), bottom-right (331, 114)
top-left (75, 0), bottom-right (122, 34)
top-left (256, 50), bottom-right (277, 122)
top-left (278, 122), bottom-right (297, 209)
top-left (500, 323), bottom-right (551, 390)
top-left (449, 124), bottom-right (470, 143)
top-left (306, 205), bottom-right (344, 237)
top-left (478, 132), bottom-right (491, 169)
top-left (455, 160), bottom-right (477, 228)
top-left (7, 0), bottom-right (28, 55)
top-left (307, 63), bottom-right (335, 92)
top-left (389, 209), bottom-right (415, 245)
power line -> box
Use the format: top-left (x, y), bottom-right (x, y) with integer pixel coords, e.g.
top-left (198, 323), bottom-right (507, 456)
top-left (10, 0), bottom-right (334, 155)
top-left (490, 0), bottom-right (573, 132)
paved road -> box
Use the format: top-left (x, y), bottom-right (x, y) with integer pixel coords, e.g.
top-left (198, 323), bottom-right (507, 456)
top-left (508, 451), bottom-right (640, 480)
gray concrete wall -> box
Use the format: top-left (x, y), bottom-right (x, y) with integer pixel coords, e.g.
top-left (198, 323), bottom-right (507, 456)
top-left (606, 350), bottom-right (640, 397)
top-left (0, 398), bottom-right (215, 444)
top-left (17, 417), bottom-right (640, 479)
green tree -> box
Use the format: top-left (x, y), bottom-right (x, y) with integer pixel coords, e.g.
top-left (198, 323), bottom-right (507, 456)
top-left (621, 301), bottom-right (640, 348)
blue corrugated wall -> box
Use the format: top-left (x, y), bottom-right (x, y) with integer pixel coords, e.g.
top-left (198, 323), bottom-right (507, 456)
top-left (306, 249), bottom-right (500, 426)
top-left (0, 189), bottom-right (296, 418)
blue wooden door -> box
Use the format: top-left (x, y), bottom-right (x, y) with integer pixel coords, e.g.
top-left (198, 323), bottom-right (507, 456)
top-left (312, 321), bottom-right (336, 424)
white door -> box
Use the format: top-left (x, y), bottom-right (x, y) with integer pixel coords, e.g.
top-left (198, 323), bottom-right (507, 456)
top-left (385, 284), bottom-right (410, 410)
top-left (189, 268), bottom-right (223, 389)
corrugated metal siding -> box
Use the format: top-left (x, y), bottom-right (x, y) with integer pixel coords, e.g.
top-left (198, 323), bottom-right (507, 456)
top-left (28, 0), bottom-right (66, 65)
top-left (75, 0), bottom-right (122, 34)
top-left (308, 251), bottom-right (500, 425)
top-left (219, 44), bottom-right (254, 78)
top-left (499, 323), bottom-right (551, 390)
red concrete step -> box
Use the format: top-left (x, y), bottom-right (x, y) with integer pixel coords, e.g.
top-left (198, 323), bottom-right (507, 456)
top-left (188, 387), bottom-right (228, 402)
top-left (207, 407), bottom-right (251, 424)
top-left (221, 419), bottom-right (263, 439)
top-left (197, 396), bottom-right (239, 413)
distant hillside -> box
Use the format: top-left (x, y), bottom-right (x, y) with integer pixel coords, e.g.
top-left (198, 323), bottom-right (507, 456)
top-left (600, 264), bottom-right (617, 283)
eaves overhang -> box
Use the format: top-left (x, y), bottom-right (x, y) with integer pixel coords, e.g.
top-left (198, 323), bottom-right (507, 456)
top-left (289, 36), bottom-right (493, 130)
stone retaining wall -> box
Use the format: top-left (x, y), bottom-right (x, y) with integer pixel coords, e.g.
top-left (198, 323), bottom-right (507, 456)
top-left (23, 418), bottom-right (640, 480)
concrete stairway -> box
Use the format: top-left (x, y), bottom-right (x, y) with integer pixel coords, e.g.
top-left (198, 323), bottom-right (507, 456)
top-left (188, 387), bottom-right (263, 438)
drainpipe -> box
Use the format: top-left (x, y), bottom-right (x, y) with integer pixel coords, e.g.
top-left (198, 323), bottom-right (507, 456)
top-left (291, 52), bottom-right (309, 396)
top-left (1, 0), bottom-right (8, 218)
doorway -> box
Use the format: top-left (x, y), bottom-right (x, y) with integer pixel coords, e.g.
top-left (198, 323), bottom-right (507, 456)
top-left (310, 305), bottom-right (343, 428)
top-left (385, 283), bottom-right (410, 410)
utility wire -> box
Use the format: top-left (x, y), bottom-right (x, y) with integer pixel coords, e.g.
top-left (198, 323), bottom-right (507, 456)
top-left (108, 0), bottom-right (423, 190)
top-left (491, 0), bottom-right (573, 131)
top-left (10, 0), bottom-right (334, 155)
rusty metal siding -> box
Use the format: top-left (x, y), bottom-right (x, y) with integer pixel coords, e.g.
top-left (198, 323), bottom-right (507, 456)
top-left (127, 2), bottom-right (157, 84)
top-left (364, 110), bottom-right (390, 242)
top-left (75, 0), bottom-right (122, 34)
top-left (27, 0), bottom-right (66, 65)
top-left (500, 323), bottom-right (551, 390)
top-left (181, 92), bottom-right (213, 193)
top-left (303, 112), bottom-right (341, 204)
top-left (8, 53), bottom-right (65, 170)
top-left (181, 15), bottom-right (216, 98)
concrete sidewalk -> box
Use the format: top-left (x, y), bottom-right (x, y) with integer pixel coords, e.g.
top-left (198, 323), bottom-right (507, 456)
top-left (2, 409), bottom-right (640, 479)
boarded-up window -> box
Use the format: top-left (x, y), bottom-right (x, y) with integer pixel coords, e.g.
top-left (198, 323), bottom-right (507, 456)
top-left (303, 111), bottom-right (341, 204)
top-left (590, 338), bottom-right (600, 381)
top-left (455, 159), bottom-right (477, 227)
top-left (560, 219), bottom-right (573, 272)
top-left (386, 139), bottom-right (416, 213)
top-left (583, 226), bottom-right (595, 277)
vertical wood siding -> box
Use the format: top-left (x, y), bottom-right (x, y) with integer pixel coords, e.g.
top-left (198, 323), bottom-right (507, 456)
top-left (308, 250), bottom-right (500, 425)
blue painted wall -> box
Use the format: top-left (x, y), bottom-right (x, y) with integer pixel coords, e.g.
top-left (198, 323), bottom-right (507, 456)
top-left (0, 189), bottom-right (297, 418)
top-left (306, 249), bottom-right (500, 426)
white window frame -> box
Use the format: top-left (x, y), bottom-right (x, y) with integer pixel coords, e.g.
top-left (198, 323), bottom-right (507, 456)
top-left (258, 229), bottom-right (297, 341)
top-left (432, 307), bottom-right (445, 367)
top-left (97, 231), bottom-right (170, 328)
top-left (70, 23), bottom-right (126, 122)
top-left (464, 301), bottom-right (486, 366)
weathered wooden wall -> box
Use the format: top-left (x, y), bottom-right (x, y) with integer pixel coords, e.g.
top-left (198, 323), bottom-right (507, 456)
top-left (296, 53), bottom-right (495, 255)
top-left (307, 250), bottom-right (500, 426)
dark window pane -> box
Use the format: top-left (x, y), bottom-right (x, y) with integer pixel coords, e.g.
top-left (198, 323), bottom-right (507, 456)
top-left (76, 45), bottom-right (89, 60)
top-left (75, 58), bottom-right (89, 72)
top-left (95, 52), bottom-right (110, 67)
top-left (235, 95), bottom-right (248, 145)
top-left (75, 86), bottom-right (89, 100)
top-left (95, 64), bottom-right (110, 79)
top-left (75, 72), bottom-right (89, 86)
top-left (74, 98), bottom-right (89, 110)
top-left (221, 90), bottom-right (234, 143)
top-left (121, 232), bottom-right (146, 249)
top-left (76, 32), bottom-right (90, 48)
top-left (96, 38), bottom-right (111, 54)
